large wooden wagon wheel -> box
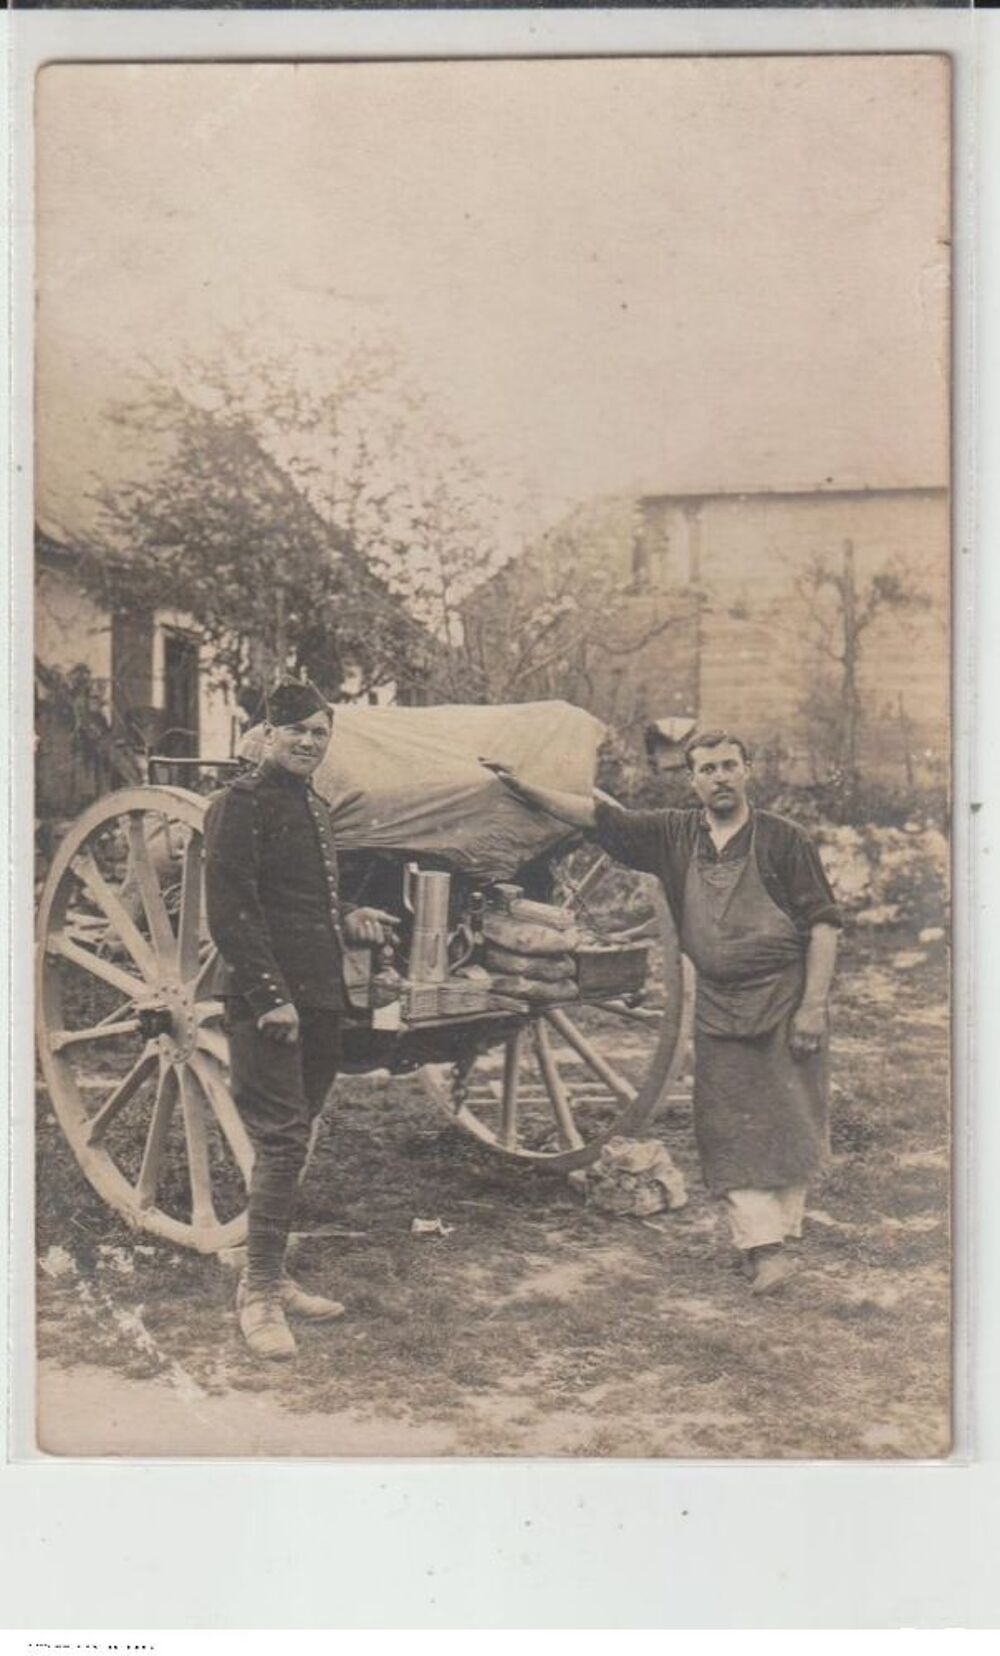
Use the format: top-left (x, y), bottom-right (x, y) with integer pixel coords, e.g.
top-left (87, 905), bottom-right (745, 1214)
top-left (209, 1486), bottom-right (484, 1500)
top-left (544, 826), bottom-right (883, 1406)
top-left (36, 787), bottom-right (251, 1253)
top-left (421, 848), bottom-right (689, 1171)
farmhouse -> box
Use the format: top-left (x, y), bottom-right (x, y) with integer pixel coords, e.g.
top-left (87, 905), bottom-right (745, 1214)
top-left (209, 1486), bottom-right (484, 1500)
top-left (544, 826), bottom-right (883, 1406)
top-left (36, 516), bottom-right (240, 819)
top-left (35, 454), bottom-right (436, 825)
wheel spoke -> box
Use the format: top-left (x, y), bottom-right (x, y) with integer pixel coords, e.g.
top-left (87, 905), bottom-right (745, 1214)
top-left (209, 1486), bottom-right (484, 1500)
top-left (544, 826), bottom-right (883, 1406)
top-left (176, 837), bottom-right (204, 983)
top-left (543, 1006), bottom-right (638, 1103)
top-left (65, 909), bottom-right (111, 941)
top-left (195, 1025), bottom-right (229, 1067)
top-left (126, 816), bottom-right (176, 961)
top-left (193, 945), bottom-right (220, 1000)
top-left (500, 1029), bottom-right (525, 1149)
top-left (136, 1063), bottom-right (177, 1209)
top-left (94, 998), bottom-right (138, 1028)
top-left (70, 851), bottom-right (159, 980)
top-left (49, 933), bottom-right (147, 1002)
top-left (51, 1018), bottom-right (142, 1051)
top-left (189, 1050), bottom-right (254, 1180)
top-left (85, 1045), bottom-right (158, 1144)
top-left (531, 1019), bottom-right (585, 1149)
top-left (179, 1065), bottom-right (217, 1229)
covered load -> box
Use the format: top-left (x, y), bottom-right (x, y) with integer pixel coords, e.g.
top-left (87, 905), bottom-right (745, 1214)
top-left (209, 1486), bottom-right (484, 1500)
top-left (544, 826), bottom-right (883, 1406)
top-left (239, 699), bottom-right (605, 879)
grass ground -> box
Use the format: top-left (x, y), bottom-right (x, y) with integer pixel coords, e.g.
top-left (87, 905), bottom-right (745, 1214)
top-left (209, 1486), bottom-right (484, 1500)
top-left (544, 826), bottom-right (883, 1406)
top-left (35, 925), bottom-right (950, 1458)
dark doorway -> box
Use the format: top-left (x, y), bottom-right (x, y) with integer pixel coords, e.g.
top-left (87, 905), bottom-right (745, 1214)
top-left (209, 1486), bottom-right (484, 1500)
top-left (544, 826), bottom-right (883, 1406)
top-left (161, 629), bottom-right (200, 765)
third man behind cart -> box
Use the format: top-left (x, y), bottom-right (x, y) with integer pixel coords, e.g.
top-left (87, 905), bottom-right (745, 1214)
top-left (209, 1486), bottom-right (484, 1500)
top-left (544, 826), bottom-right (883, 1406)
top-left (492, 730), bottom-right (841, 1294)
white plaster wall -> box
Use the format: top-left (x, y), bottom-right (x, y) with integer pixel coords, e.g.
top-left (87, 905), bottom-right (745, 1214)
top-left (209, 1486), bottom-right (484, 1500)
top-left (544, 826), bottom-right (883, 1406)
top-left (199, 671), bottom-right (241, 758)
top-left (34, 562), bottom-right (113, 711)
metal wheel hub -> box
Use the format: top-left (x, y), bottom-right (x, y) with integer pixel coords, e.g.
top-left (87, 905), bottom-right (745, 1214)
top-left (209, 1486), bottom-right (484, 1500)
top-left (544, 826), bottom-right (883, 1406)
top-left (152, 981), bottom-right (199, 1064)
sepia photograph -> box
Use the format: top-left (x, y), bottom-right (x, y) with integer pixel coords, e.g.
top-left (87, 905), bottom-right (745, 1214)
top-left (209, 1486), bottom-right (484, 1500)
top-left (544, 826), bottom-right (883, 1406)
top-left (32, 54), bottom-right (951, 1460)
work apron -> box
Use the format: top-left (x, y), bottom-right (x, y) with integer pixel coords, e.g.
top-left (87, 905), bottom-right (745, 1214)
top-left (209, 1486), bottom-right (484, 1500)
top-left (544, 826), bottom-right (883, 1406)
top-left (681, 824), bottom-right (830, 1195)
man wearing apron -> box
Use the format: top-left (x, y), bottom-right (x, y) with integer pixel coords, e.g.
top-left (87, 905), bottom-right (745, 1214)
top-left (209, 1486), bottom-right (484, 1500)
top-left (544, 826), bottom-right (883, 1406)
top-left (492, 731), bottom-right (841, 1294)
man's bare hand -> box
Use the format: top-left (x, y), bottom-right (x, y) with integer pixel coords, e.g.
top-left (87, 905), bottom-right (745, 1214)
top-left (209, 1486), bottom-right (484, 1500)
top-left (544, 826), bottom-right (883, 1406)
top-left (257, 1002), bottom-right (300, 1044)
top-left (789, 1003), bottom-right (827, 1060)
top-left (343, 907), bottom-right (399, 947)
top-left (480, 759), bottom-right (530, 798)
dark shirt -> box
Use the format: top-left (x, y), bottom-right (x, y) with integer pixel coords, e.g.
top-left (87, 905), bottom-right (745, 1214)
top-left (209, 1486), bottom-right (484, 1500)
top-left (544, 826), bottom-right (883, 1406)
top-left (591, 802), bottom-right (842, 938)
top-left (204, 764), bottom-right (353, 1015)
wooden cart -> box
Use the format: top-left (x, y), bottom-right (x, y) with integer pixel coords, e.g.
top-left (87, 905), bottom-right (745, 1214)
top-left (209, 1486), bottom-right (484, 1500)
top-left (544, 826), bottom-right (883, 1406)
top-left (36, 743), bottom-right (690, 1253)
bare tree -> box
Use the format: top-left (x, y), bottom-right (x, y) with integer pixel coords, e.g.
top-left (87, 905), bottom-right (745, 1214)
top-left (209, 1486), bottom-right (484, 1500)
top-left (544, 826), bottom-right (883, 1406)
top-left (459, 497), bottom-right (695, 718)
top-left (796, 539), bottom-right (930, 798)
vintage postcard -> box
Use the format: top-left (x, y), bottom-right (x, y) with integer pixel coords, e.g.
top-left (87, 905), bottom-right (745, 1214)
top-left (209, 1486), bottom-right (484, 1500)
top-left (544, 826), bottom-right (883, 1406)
top-left (32, 54), bottom-right (951, 1458)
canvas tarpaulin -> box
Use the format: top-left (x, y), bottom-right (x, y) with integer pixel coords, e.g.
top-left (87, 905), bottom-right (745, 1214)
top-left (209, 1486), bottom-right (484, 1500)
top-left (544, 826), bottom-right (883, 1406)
top-left (239, 700), bottom-right (606, 879)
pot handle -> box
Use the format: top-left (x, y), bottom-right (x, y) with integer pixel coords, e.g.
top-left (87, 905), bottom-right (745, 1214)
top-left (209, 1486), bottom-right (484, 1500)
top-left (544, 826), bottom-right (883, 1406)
top-left (448, 922), bottom-right (476, 971)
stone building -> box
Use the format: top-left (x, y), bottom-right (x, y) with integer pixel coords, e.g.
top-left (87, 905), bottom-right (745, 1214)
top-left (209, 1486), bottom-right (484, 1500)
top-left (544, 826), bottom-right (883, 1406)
top-left (463, 483), bottom-right (949, 788)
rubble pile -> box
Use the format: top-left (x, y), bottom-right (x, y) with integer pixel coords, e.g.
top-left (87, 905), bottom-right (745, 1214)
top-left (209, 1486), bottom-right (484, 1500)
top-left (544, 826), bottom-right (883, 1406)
top-left (571, 1137), bottom-right (688, 1216)
top-left (815, 821), bottom-right (948, 932)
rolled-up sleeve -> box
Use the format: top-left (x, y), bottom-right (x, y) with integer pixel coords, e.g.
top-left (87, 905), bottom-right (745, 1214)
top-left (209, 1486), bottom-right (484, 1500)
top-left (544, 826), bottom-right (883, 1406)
top-left (204, 789), bottom-right (292, 1014)
top-left (785, 826), bottom-right (843, 930)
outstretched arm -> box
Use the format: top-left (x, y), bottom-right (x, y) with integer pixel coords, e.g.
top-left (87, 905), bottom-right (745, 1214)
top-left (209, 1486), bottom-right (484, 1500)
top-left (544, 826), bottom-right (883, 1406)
top-left (482, 760), bottom-right (599, 831)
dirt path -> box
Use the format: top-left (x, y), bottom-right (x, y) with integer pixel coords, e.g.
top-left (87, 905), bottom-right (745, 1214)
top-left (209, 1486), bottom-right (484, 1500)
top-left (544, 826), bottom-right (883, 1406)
top-left (37, 1359), bottom-right (459, 1457)
top-left (35, 929), bottom-right (951, 1460)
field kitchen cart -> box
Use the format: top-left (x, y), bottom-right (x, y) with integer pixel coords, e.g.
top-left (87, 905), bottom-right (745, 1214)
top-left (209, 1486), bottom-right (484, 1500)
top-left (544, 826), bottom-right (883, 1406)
top-left (37, 701), bottom-right (689, 1252)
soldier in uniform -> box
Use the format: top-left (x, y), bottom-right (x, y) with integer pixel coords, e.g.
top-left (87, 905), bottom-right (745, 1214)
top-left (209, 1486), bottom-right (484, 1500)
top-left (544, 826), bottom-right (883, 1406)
top-left (204, 681), bottom-right (394, 1359)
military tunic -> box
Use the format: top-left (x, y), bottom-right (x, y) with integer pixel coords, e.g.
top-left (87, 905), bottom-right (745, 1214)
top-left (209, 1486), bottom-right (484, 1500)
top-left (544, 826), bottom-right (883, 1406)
top-left (204, 763), bottom-right (355, 1184)
top-left (204, 764), bottom-right (352, 1014)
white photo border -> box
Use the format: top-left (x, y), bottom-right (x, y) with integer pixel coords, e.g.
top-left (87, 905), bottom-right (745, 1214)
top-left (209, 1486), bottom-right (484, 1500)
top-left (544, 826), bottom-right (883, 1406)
top-left (3, 3), bottom-right (996, 1630)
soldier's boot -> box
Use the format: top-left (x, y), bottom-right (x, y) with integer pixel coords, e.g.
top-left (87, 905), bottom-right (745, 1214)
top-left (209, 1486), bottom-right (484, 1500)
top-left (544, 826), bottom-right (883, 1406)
top-left (236, 1276), bottom-right (298, 1360)
top-left (279, 1275), bottom-right (346, 1321)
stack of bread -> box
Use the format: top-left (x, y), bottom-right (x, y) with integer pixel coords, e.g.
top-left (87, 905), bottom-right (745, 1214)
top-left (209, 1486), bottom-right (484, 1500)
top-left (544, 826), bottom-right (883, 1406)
top-left (482, 903), bottom-right (582, 1004)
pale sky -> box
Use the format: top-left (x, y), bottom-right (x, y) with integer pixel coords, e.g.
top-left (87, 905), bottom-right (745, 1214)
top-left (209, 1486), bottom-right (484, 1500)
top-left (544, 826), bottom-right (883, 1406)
top-left (36, 56), bottom-right (950, 531)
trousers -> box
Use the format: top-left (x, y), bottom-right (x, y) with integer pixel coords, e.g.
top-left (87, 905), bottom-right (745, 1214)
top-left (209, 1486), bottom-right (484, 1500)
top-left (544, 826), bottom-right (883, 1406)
top-left (225, 998), bottom-right (342, 1291)
top-left (724, 1184), bottom-right (808, 1251)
